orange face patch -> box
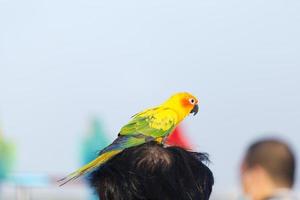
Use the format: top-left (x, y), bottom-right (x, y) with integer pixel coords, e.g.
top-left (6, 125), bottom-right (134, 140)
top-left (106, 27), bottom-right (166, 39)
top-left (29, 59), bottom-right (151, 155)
top-left (181, 98), bottom-right (193, 108)
top-left (180, 93), bottom-right (198, 109)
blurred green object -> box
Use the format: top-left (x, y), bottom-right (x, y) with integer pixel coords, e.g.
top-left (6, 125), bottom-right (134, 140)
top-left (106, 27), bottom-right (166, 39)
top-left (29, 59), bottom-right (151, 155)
top-left (80, 118), bottom-right (110, 165)
top-left (80, 118), bottom-right (110, 200)
top-left (0, 130), bottom-right (15, 181)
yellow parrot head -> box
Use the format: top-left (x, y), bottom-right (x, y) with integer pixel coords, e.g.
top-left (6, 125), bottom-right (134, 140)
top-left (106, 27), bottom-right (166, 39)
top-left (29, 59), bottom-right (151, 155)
top-left (164, 92), bottom-right (199, 120)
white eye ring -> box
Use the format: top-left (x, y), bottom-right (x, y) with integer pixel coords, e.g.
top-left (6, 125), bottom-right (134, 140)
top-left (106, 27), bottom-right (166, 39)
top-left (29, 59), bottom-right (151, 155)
top-left (189, 98), bottom-right (195, 104)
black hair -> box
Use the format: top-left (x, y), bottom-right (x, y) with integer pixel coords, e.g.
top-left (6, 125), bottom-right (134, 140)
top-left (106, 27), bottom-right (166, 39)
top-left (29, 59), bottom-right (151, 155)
top-left (244, 138), bottom-right (296, 187)
top-left (89, 141), bottom-right (214, 200)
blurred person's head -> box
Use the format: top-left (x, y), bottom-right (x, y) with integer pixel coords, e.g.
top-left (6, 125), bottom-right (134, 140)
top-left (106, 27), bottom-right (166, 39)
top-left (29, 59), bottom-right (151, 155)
top-left (240, 138), bottom-right (296, 200)
top-left (89, 141), bottom-right (214, 200)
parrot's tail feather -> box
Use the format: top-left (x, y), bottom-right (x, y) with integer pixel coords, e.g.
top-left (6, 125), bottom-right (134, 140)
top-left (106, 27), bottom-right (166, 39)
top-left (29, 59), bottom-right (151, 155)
top-left (58, 150), bottom-right (121, 186)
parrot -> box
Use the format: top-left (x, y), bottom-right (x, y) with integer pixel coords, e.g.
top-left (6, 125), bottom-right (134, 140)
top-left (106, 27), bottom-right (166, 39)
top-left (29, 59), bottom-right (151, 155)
top-left (59, 92), bottom-right (199, 185)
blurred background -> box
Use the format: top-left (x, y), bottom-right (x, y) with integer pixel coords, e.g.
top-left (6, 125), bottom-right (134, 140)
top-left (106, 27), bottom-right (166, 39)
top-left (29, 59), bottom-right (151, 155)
top-left (0, 0), bottom-right (299, 199)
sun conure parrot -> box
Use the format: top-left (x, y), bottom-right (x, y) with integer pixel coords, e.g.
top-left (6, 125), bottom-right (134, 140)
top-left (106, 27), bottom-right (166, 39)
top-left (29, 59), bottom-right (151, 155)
top-left (60, 92), bottom-right (199, 185)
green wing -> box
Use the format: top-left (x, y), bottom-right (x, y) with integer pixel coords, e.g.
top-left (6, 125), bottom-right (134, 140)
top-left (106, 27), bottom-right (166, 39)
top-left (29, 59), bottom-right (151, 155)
top-left (119, 107), bottom-right (177, 138)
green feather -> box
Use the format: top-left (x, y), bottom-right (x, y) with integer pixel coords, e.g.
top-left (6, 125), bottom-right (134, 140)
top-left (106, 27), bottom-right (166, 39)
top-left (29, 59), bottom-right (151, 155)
top-left (119, 107), bottom-right (176, 138)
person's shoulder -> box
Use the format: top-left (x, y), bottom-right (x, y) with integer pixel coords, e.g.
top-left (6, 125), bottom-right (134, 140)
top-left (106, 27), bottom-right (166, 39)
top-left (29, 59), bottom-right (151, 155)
top-left (268, 189), bottom-right (300, 200)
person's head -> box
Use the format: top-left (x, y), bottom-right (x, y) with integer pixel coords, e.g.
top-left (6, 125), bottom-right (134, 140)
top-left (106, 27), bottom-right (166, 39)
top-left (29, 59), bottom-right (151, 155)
top-left (90, 141), bottom-right (214, 200)
top-left (240, 138), bottom-right (296, 200)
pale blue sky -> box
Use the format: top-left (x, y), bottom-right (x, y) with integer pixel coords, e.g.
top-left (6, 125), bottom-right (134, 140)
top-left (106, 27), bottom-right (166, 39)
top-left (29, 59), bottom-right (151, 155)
top-left (0, 0), bottom-right (299, 192)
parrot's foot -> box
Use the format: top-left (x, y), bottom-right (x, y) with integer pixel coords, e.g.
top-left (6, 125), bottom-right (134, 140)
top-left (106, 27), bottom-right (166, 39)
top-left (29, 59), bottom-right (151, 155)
top-left (154, 137), bottom-right (169, 147)
top-left (155, 137), bottom-right (163, 143)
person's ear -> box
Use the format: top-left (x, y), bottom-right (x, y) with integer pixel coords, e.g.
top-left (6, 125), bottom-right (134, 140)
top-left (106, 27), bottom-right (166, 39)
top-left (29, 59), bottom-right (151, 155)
top-left (254, 165), bottom-right (269, 182)
top-left (241, 165), bottom-right (263, 195)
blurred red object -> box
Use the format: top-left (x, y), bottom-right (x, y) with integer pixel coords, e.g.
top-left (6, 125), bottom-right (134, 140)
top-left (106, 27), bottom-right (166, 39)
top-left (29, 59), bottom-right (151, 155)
top-left (166, 125), bottom-right (191, 149)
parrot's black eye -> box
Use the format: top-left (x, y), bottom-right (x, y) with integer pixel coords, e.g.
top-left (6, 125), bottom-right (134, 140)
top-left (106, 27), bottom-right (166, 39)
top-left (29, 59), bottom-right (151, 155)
top-left (189, 98), bottom-right (195, 104)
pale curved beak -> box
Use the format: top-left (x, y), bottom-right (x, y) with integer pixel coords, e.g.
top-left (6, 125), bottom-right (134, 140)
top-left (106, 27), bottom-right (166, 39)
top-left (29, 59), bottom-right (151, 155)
top-left (190, 104), bottom-right (199, 116)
